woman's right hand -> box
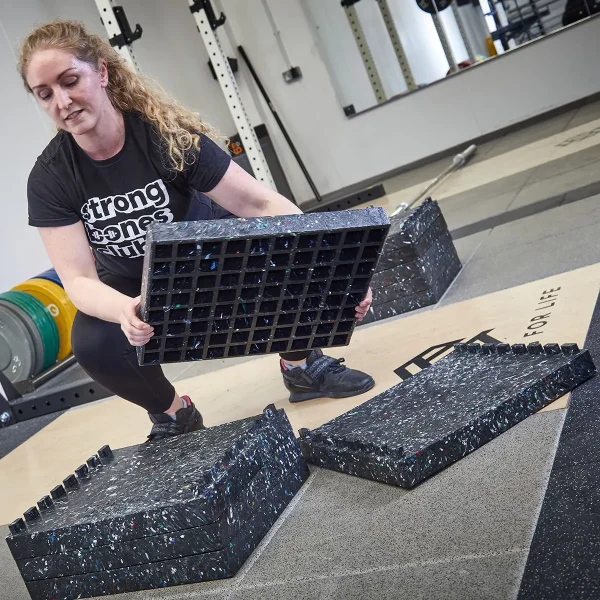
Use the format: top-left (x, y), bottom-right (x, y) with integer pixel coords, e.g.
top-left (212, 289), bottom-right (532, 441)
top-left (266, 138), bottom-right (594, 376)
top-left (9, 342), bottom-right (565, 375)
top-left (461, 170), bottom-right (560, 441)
top-left (120, 296), bottom-right (154, 346)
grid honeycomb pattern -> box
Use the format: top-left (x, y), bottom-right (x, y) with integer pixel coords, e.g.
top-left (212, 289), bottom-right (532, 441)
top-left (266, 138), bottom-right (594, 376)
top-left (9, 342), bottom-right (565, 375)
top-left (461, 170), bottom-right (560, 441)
top-left (139, 226), bottom-right (388, 365)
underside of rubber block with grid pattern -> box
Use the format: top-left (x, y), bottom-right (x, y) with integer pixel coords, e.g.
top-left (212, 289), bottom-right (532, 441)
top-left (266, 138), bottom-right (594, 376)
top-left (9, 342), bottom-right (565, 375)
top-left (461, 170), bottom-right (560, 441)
top-left (138, 208), bottom-right (389, 365)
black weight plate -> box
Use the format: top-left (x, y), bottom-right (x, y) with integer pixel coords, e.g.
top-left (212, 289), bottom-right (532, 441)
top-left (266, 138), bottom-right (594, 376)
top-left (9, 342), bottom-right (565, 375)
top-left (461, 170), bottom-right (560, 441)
top-left (416, 0), bottom-right (453, 14)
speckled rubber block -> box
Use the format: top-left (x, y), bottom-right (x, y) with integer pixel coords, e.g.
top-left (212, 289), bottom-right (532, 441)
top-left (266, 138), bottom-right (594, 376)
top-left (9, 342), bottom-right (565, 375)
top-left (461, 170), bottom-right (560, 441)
top-left (138, 208), bottom-right (389, 365)
top-left (18, 459), bottom-right (305, 582)
top-left (6, 407), bottom-right (304, 563)
top-left (383, 197), bottom-right (441, 254)
top-left (25, 473), bottom-right (300, 600)
top-left (371, 231), bottom-right (460, 301)
top-left (376, 214), bottom-right (448, 272)
top-left (361, 252), bottom-right (461, 324)
top-left (298, 343), bottom-right (596, 489)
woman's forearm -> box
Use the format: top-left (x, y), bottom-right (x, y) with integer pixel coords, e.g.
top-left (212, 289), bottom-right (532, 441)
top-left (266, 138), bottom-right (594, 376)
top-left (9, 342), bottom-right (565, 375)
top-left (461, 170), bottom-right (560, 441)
top-left (258, 188), bottom-right (303, 217)
top-left (65, 276), bottom-right (133, 323)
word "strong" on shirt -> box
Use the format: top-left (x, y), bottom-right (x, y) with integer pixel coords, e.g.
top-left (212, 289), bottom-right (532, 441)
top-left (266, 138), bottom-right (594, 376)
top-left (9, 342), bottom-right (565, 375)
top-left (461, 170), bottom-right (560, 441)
top-left (82, 179), bottom-right (174, 258)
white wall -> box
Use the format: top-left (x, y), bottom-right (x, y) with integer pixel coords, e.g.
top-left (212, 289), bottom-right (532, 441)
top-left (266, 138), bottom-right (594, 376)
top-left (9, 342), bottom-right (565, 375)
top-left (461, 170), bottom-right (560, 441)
top-left (1, 1), bottom-right (599, 291)
top-left (120, 0), bottom-right (235, 135)
top-left (0, 0), bottom-right (55, 292)
top-left (218, 3), bottom-right (600, 203)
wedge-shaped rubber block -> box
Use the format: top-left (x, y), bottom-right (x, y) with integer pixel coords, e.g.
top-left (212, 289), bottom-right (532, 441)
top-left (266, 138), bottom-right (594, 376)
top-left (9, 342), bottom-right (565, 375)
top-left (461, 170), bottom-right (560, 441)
top-left (138, 208), bottom-right (389, 365)
top-left (384, 197), bottom-right (441, 254)
top-left (362, 252), bottom-right (461, 325)
top-left (376, 213), bottom-right (448, 271)
top-left (299, 343), bottom-right (596, 488)
top-left (18, 457), bottom-right (307, 582)
top-left (25, 471), bottom-right (302, 600)
top-left (371, 231), bottom-right (460, 300)
top-left (6, 407), bottom-right (304, 562)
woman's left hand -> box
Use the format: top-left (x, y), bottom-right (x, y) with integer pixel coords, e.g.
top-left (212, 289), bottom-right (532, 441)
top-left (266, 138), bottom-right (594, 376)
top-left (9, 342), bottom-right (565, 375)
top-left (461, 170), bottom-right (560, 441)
top-left (355, 287), bottom-right (372, 322)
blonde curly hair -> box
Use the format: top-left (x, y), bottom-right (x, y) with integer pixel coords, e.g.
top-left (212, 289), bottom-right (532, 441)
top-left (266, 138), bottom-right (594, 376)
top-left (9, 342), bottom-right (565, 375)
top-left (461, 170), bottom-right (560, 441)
top-left (18, 19), bottom-right (225, 172)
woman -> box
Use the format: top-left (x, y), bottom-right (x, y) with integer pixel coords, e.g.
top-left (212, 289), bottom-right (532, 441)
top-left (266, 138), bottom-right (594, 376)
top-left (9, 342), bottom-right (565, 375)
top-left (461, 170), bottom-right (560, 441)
top-left (19, 20), bottom-right (375, 442)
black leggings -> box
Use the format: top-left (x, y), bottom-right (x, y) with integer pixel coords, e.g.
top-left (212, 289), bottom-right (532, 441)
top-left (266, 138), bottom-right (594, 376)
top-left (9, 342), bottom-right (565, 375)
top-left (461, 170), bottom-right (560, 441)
top-left (71, 275), bottom-right (310, 414)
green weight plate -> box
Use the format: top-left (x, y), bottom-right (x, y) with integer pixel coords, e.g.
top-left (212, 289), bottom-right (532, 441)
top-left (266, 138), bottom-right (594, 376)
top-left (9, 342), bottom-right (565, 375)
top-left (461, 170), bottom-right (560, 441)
top-left (0, 299), bottom-right (44, 376)
top-left (0, 303), bottom-right (35, 383)
top-left (16, 292), bottom-right (59, 371)
top-left (0, 291), bottom-right (59, 370)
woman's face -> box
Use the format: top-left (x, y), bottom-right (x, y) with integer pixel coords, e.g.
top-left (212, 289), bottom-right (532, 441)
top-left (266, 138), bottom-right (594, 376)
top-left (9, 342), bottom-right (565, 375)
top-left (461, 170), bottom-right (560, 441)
top-left (25, 48), bottom-right (109, 135)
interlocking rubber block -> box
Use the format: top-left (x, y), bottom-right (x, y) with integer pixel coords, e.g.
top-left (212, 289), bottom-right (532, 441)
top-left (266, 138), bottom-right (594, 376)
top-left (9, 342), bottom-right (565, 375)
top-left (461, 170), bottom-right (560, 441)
top-left (7, 407), bottom-right (308, 598)
top-left (376, 213), bottom-right (448, 271)
top-left (138, 208), bottom-right (389, 365)
top-left (364, 253), bottom-right (462, 324)
top-left (26, 479), bottom-right (298, 599)
top-left (298, 343), bottom-right (596, 489)
top-left (371, 231), bottom-right (460, 300)
top-left (383, 197), bottom-right (441, 254)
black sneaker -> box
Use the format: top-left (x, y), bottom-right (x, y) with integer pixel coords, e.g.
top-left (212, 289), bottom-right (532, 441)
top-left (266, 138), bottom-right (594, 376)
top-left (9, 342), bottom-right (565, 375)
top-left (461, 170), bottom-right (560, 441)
top-left (146, 396), bottom-right (206, 442)
top-left (281, 350), bottom-right (375, 403)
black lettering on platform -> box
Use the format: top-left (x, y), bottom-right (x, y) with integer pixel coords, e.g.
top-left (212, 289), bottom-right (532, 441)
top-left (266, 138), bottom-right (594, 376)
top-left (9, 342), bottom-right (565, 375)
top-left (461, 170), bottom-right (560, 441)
top-left (523, 287), bottom-right (561, 338)
top-left (395, 329), bottom-right (502, 381)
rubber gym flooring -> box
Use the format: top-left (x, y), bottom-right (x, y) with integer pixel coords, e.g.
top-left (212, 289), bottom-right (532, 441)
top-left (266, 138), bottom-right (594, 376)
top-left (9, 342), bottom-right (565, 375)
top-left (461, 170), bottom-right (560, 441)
top-left (2, 98), bottom-right (600, 599)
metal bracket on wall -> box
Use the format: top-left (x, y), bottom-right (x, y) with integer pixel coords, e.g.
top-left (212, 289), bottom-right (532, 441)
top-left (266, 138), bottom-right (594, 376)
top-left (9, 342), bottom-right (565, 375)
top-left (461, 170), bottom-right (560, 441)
top-left (94, 0), bottom-right (141, 71)
top-left (451, 2), bottom-right (477, 64)
top-left (341, 0), bottom-right (387, 104)
top-left (431, 11), bottom-right (458, 73)
top-left (189, 0), bottom-right (276, 190)
top-left (375, 0), bottom-right (416, 92)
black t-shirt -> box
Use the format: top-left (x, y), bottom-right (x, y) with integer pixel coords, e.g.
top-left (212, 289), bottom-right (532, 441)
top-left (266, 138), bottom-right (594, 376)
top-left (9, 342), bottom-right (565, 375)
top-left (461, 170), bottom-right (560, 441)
top-left (27, 111), bottom-right (231, 281)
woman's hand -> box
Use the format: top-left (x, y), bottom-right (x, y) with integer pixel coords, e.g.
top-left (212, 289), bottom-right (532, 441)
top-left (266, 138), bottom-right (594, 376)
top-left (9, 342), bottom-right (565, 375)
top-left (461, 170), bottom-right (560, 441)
top-left (355, 287), bottom-right (372, 322)
top-left (120, 296), bottom-right (154, 346)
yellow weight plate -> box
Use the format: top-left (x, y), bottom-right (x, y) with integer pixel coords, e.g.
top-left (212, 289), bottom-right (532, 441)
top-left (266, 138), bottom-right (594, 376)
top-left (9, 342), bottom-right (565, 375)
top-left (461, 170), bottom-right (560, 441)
top-left (12, 279), bottom-right (77, 360)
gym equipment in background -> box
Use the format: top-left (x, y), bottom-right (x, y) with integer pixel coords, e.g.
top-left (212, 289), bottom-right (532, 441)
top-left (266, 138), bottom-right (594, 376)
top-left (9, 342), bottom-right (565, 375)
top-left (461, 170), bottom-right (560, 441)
top-left (7, 406), bottom-right (308, 599)
top-left (188, 0), bottom-right (277, 191)
top-left (0, 269), bottom-right (111, 429)
top-left (392, 144), bottom-right (477, 216)
top-left (299, 342), bottom-right (596, 488)
top-left (34, 268), bottom-right (63, 288)
top-left (0, 291), bottom-right (59, 380)
top-left (12, 277), bottom-right (77, 361)
top-left (94, 0), bottom-right (143, 70)
top-left (137, 208), bottom-right (390, 366)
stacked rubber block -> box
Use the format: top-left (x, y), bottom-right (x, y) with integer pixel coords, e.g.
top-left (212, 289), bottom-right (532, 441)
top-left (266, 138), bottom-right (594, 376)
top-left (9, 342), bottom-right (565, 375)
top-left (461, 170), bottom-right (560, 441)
top-left (361, 198), bottom-right (461, 324)
top-left (6, 406), bottom-right (308, 599)
top-left (299, 341), bottom-right (596, 488)
top-left (138, 208), bottom-right (389, 366)
top-left (0, 268), bottom-right (76, 383)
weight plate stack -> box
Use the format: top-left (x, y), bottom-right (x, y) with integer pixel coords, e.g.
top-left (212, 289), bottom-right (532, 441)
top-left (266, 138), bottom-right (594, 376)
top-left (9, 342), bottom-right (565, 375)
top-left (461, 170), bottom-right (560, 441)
top-left (0, 300), bottom-right (44, 375)
top-left (0, 303), bottom-right (36, 383)
top-left (0, 291), bottom-right (59, 371)
top-left (12, 279), bottom-right (76, 360)
top-left (34, 268), bottom-right (63, 288)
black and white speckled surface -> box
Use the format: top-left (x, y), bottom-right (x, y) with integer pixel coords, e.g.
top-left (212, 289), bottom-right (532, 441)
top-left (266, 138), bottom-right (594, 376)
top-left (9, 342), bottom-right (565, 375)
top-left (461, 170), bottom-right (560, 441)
top-left (362, 253), bottom-right (461, 324)
top-left (372, 232), bottom-right (460, 302)
top-left (25, 468), bottom-right (305, 600)
top-left (299, 344), bottom-right (596, 488)
top-left (138, 209), bottom-right (389, 365)
top-left (517, 291), bottom-right (600, 599)
top-left (377, 214), bottom-right (448, 271)
top-left (385, 198), bottom-right (441, 250)
top-left (377, 215), bottom-right (449, 271)
top-left (6, 408), bottom-right (303, 562)
top-left (18, 455), bottom-right (307, 582)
